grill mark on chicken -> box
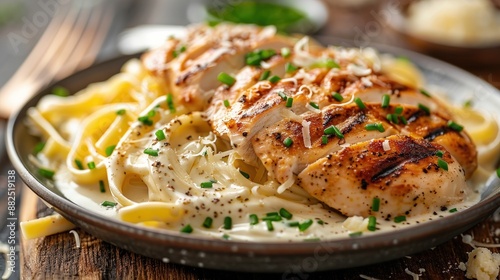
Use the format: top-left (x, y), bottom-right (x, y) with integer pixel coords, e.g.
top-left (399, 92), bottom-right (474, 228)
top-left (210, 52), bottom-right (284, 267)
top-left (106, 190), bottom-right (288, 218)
top-left (424, 126), bottom-right (451, 141)
top-left (141, 23), bottom-right (478, 219)
top-left (369, 138), bottom-right (438, 182)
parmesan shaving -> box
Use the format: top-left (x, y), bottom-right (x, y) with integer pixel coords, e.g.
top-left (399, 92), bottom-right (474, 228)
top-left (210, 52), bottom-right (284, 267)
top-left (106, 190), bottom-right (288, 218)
top-left (305, 103), bottom-right (321, 113)
top-left (347, 63), bottom-right (372, 76)
top-left (69, 230), bottom-right (81, 248)
top-left (383, 140), bottom-right (391, 151)
top-left (279, 77), bottom-right (298, 87)
top-left (301, 120), bottom-right (312, 148)
top-left (277, 176), bottom-right (295, 194)
top-left (293, 36), bottom-right (317, 67)
top-left (404, 268), bottom-right (422, 280)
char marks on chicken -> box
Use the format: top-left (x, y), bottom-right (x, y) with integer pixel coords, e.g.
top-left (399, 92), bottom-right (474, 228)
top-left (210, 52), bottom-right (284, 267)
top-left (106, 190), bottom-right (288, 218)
top-left (142, 23), bottom-right (477, 219)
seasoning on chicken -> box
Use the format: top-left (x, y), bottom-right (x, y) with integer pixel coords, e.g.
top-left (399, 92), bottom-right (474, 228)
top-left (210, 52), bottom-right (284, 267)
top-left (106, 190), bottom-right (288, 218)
top-left (141, 23), bottom-right (477, 218)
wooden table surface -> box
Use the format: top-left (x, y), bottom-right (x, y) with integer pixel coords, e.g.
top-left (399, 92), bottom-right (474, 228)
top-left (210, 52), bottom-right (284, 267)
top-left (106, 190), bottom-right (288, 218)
top-left (13, 1), bottom-right (500, 279)
top-left (18, 187), bottom-right (500, 279)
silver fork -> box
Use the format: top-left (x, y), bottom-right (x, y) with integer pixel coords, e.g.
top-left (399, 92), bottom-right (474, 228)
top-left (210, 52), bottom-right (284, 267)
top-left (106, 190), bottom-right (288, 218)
top-left (0, 1), bottom-right (115, 119)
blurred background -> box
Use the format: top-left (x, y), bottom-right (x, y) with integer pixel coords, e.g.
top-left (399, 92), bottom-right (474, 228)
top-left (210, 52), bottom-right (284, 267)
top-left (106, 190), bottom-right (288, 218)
top-left (1, 0), bottom-right (499, 108)
top-left (0, 0), bottom-right (499, 278)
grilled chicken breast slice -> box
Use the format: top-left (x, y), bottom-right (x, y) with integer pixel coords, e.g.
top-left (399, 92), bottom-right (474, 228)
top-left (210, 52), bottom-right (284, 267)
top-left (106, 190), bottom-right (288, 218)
top-left (297, 135), bottom-right (468, 219)
top-left (143, 24), bottom-right (296, 111)
top-left (252, 104), bottom-right (398, 183)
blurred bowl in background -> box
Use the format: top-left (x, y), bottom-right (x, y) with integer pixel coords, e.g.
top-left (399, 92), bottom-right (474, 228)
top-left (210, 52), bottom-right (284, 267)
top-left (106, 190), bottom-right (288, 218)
top-left (383, 0), bottom-right (500, 68)
top-left (187, 0), bottom-right (328, 34)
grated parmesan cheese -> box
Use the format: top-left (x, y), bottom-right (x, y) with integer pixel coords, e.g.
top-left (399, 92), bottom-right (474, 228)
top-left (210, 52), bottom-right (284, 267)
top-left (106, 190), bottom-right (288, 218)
top-left (465, 248), bottom-right (500, 280)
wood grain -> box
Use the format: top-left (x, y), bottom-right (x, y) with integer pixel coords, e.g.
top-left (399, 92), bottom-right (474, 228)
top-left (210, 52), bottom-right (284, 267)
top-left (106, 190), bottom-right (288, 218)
top-left (20, 187), bottom-right (499, 280)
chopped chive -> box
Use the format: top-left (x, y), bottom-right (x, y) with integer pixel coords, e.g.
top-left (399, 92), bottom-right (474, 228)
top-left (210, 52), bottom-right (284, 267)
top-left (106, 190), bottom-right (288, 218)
top-left (309, 102), bottom-right (319, 109)
top-left (245, 49), bottom-right (276, 65)
top-left (180, 224), bottom-right (193, 233)
top-left (394, 215), bottom-right (406, 223)
top-left (386, 113), bottom-right (398, 124)
top-left (222, 234), bottom-right (230, 240)
top-left (349, 231), bottom-right (363, 237)
top-left (354, 97), bottom-right (366, 110)
top-left (332, 92), bottom-right (344, 102)
top-left (435, 150), bottom-right (444, 158)
top-left (240, 170), bottom-right (250, 179)
top-left (321, 135), bottom-right (328, 145)
top-left (52, 86), bottom-right (69, 97)
top-left (381, 94), bottom-right (390, 108)
top-left (287, 221), bottom-right (300, 227)
top-left (283, 137), bottom-right (293, 147)
top-left (372, 197), bottom-right (380, 212)
top-left (399, 115), bottom-right (408, 125)
top-left (285, 62), bottom-right (298, 73)
top-left (262, 215), bottom-right (282, 222)
top-left (394, 106), bottom-right (404, 115)
top-left (116, 109), bottom-right (126, 115)
top-left (279, 208), bottom-right (293, 220)
top-left (266, 220), bottom-right (274, 231)
top-left (172, 45), bottom-right (186, 58)
top-left (268, 75), bottom-right (281, 83)
top-left (324, 125), bottom-right (344, 138)
top-left (223, 99), bottom-right (231, 108)
top-left (223, 216), bottom-right (232, 230)
top-left (202, 217), bottom-right (213, 228)
top-left (299, 219), bottom-right (313, 232)
top-left (74, 159), bottom-right (84, 170)
top-left (447, 120), bottom-right (464, 132)
top-left (317, 219), bottom-right (325, 225)
top-left (259, 70), bottom-right (271, 81)
top-left (138, 116), bottom-right (153, 126)
top-left (260, 49), bottom-right (276, 60)
top-left (249, 214), bottom-right (259, 225)
top-left (143, 148), bottom-right (159, 157)
top-left (99, 180), bottom-right (106, 193)
top-left (312, 58), bottom-right (339, 69)
top-left (105, 145), bottom-right (116, 157)
top-left (200, 181), bottom-right (213, 188)
top-left (266, 212), bottom-right (280, 217)
top-left (418, 103), bottom-right (430, 115)
top-left (286, 97), bottom-right (294, 107)
top-left (101, 200), bottom-right (117, 207)
top-left (166, 93), bottom-right (176, 113)
top-left (496, 167), bottom-right (500, 178)
top-left (245, 52), bottom-right (261, 65)
top-left (437, 158), bottom-right (448, 171)
top-left (147, 110), bottom-right (156, 118)
top-left (38, 168), bottom-right (55, 179)
top-left (281, 47), bottom-right (291, 58)
top-left (449, 208), bottom-right (458, 213)
top-left (218, 72), bottom-right (236, 86)
top-left (463, 99), bottom-right (473, 108)
top-left (33, 142), bottom-right (45, 155)
top-left (419, 88), bottom-right (431, 97)
top-left (155, 130), bottom-right (166, 141)
top-left (278, 91), bottom-right (287, 100)
top-left (365, 123), bottom-right (385, 132)
top-left (367, 216), bottom-right (377, 231)
top-left (87, 161), bottom-right (96, 169)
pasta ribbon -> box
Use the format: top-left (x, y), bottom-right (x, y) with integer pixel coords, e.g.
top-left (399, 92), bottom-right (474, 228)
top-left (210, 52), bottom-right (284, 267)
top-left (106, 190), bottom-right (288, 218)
top-left (118, 202), bottom-right (183, 224)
